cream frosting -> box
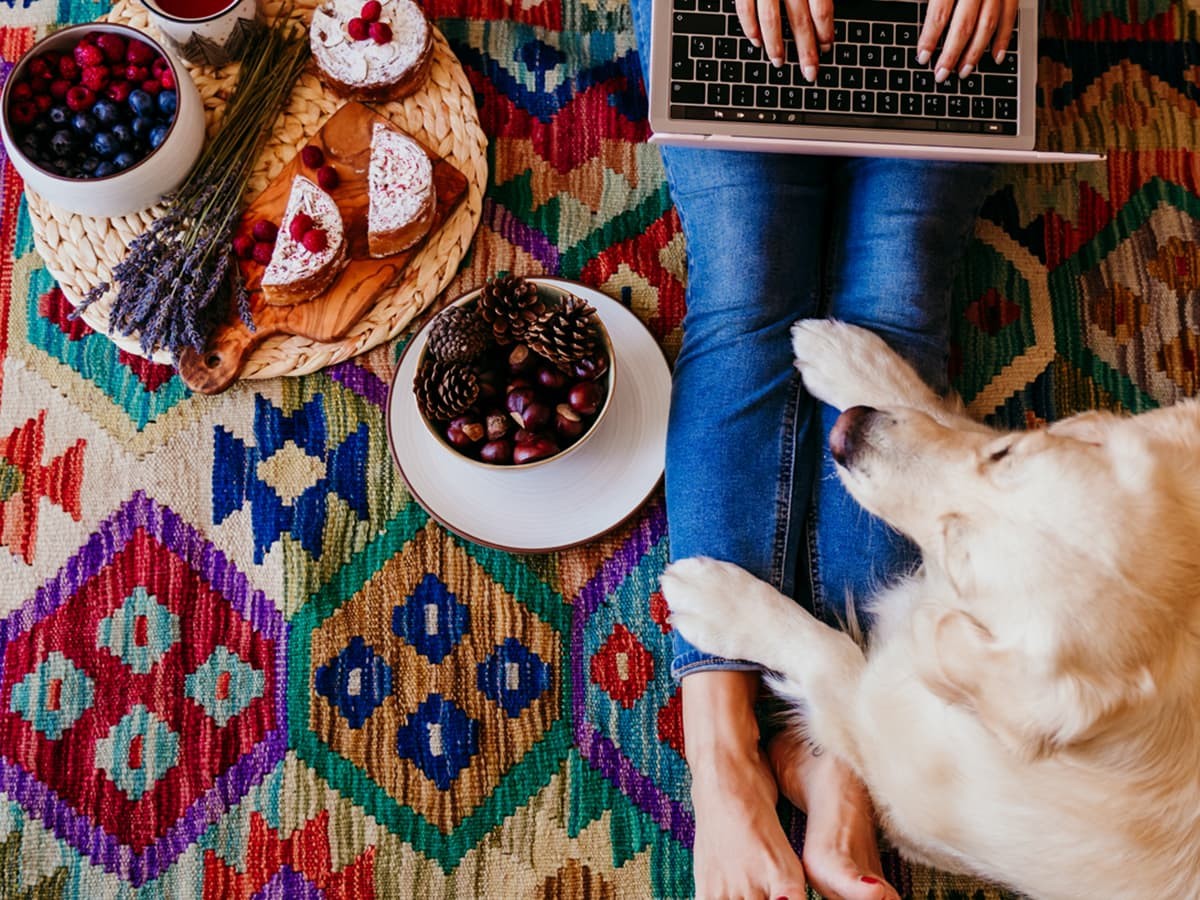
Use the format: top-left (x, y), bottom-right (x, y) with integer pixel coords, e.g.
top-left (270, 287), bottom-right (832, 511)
top-left (368, 122), bottom-right (434, 236)
top-left (262, 175), bottom-right (345, 287)
top-left (310, 0), bottom-right (430, 90)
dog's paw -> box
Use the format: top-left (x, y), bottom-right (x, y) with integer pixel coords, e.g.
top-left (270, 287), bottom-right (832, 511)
top-left (661, 557), bottom-right (788, 665)
top-left (791, 319), bottom-right (938, 413)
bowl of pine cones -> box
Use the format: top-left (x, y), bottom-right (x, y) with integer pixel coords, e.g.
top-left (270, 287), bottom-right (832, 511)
top-left (411, 275), bottom-right (615, 468)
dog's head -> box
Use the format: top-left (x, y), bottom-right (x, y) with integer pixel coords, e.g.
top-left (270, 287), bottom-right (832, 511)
top-left (831, 401), bottom-right (1200, 759)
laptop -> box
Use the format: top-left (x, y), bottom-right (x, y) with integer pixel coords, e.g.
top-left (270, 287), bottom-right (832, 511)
top-left (647, 0), bottom-right (1105, 163)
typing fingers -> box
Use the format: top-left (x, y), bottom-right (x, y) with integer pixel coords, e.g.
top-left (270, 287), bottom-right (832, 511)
top-left (756, 0), bottom-right (786, 65)
top-left (735, 0), bottom-right (764, 47)
top-left (784, 0), bottom-right (819, 77)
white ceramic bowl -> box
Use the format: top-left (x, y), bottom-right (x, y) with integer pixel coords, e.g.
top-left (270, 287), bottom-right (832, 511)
top-left (0, 22), bottom-right (205, 219)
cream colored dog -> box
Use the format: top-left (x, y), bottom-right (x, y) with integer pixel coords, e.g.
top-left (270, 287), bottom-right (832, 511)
top-left (662, 320), bottom-right (1200, 900)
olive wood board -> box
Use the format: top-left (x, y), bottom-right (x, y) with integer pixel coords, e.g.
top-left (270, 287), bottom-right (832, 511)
top-left (176, 101), bottom-right (467, 394)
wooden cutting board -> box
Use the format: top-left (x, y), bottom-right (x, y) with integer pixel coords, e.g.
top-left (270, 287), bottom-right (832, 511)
top-left (176, 101), bottom-right (468, 394)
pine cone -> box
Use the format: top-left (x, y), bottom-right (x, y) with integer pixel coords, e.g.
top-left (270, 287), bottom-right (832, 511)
top-left (413, 360), bottom-right (479, 421)
top-left (477, 274), bottom-right (544, 345)
top-left (528, 293), bottom-right (600, 369)
top-left (427, 305), bottom-right (490, 363)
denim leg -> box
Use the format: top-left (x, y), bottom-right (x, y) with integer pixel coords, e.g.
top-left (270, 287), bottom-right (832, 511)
top-left (806, 157), bottom-right (997, 631)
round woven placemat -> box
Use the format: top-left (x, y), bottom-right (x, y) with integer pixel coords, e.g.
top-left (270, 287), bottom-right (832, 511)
top-left (24, 0), bottom-right (487, 377)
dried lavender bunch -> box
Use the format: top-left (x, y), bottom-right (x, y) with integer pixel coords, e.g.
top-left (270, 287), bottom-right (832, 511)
top-left (75, 10), bottom-right (310, 360)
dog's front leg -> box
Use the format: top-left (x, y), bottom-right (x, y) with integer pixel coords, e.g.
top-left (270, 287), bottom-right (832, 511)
top-left (661, 557), bottom-right (867, 769)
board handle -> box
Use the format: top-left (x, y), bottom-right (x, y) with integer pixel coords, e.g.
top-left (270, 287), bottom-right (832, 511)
top-left (176, 317), bottom-right (272, 393)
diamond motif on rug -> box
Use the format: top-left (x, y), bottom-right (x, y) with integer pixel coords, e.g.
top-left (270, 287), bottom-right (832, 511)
top-left (0, 492), bottom-right (286, 885)
top-left (477, 637), bottom-right (552, 718)
top-left (392, 573), bottom-right (470, 664)
top-left (95, 586), bottom-right (179, 675)
top-left (395, 693), bottom-right (480, 790)
top-left (314, 636), bottom-right (393, 729)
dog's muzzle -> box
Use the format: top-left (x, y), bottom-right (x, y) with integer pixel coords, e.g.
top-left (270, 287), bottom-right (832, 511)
top-left (830, 405), bottom-right (877, 467)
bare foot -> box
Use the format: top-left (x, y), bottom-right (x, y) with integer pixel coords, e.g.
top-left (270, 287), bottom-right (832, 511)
top-left (768, 730), bottom-right (901, 900)
top-left (684, 671), bottom-right (809, 899)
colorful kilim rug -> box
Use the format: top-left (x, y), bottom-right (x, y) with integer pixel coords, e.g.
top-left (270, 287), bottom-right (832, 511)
top-left (0, 0), bottom-right (1196, 896)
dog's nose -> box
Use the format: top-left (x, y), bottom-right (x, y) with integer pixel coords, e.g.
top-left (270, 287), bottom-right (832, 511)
top-left (830, 405), bottom-right (876, 467)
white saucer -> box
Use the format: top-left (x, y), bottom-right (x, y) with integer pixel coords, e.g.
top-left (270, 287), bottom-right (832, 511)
top-left (386, 278), bottom-right (672, 552)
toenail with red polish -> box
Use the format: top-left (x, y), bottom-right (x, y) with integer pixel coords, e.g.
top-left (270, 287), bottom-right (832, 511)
top-left (861, 876), bottom-right (881, 884)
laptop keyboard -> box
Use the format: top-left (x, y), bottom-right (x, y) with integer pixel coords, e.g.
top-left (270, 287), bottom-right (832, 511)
top-left (668, 0), bottom-right (1020, 136)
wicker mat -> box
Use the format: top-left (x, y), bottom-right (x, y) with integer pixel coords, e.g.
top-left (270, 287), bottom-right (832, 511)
top-left (0, 0), bottom-right (1194, 896)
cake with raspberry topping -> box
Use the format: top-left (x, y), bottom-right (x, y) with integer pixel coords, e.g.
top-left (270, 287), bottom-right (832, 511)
top-left (261, 175), bottom-right (348, 306)
top-left (309, 0), bottom-right (433, 101)
top-left (367, 122), bottom-right (436, 257)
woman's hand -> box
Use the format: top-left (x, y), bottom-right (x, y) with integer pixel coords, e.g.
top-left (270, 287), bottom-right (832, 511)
top-left (917, 0), bottom-right (1019, 81)
top-left (735, 0), bottom-right (832, 79)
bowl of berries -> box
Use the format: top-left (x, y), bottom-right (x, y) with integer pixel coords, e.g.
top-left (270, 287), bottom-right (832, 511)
top-left (0, 22), bottom-right (205, 218)
top-left (411, 275), bottom-right (615, 468)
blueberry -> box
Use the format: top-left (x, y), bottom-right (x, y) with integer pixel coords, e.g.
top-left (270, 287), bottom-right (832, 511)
top-left (49, 129), bottom-right (75, 158)
top-left (111, 123), bottom-right (134, 147)
top-left (148, 124), bottom-right (169, 150)
top-left (50, 158), bottom-right (71, 175)
top-left (131, 116), bottom-right (154, 139)
top-left (31, 118), bottom-right (51, 136)
top-left (71, 111), bottom-right (98, 136)
top-left (19, 134), bottom-right (42, 159)
top-left (157, 90), bottom-right (177, 118)
top-left (93, 99), bottom-right (122, 126)
top-left (94, 161), bottom-right (117, 177)
top-left (128, 89), bottom-right (155, 118)
top-left (92, 131), bottom-right (119, 159)
top-left (81, 156), bottom-right (100, 174)
top-left (48, 105), bottom-right (70, 126)
top-left (112, 151), bottom-right (138, 171)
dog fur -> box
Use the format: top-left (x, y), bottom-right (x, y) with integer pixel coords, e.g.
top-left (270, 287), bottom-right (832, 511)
top-left (662, 320), bottom-right (1200, 900)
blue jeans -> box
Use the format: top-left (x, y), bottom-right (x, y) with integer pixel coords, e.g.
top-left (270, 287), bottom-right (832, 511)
top-left (626, 0), bottom-right (998, 679)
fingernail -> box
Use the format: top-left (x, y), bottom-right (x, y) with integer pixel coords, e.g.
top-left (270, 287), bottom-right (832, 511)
top-left (750, 37), bottom-right (761, 47)
top-left (994, 48), bottom-right (1006, 63)
top-left (771, 56), bottom-right (784, 67)
top-left (917, 48), bottom-right (931, 64)
top-left (819, 42), bottom-right (832, 53)
top-left (958, 62), bottom-right (973, 78)
top-left (861, 876), bottom-right (881, 884)
top-left (802, 64), bottom-right (817, 82)
top-left (935, 66), bottom-right (949, 83)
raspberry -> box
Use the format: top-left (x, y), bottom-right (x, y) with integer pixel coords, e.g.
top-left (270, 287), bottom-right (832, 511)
top-left (152, 57), bottom-right (170, 78)
top-left (125, 64), bottom-right (150, 83)
top-left (12, 82), bottom-right (33, 102)
top-left (347, 17), bottom-right (369, 40)
top-left (105, 80), bottom-right (132, 103)
top-left (301, 229), bottom-right (328, 253)
top-left (9, 100), bottom-right (37, 128)
top-left (57, 56), bottom-right (79, 81)
top-left (125, 40), bottom-right (156, 66)
top-left (95, 33), bottom-right (127, 64)
top-left (289, 213), bottom-right (314, 241)
top-left (232, 234), bottom-right (256, 260)
top-left (369, 21), bottom-right (393, 44)
top-left (300, 145), bottom-right (324, 168)
top-left (252, 220), bottom-right (278, 243)
top-left (28, 56), bottom-right (53, 82)
top-left (361, 0), bottom-right (382, 20)
top-left (141, 79), bottom-right (162, 95)
top-left (50, 79), bottom-right (72, 100)
top-left (158, 67), bottom-right (175, 91)
top-left (65, 85), bottom-right (96, 111)
top-left (34, 95), bottom-right (52, 114)
top-left (317, 164), bottom-right (340, 190)
top-left (252, 242), bottom-right (274, 266)
top-left (81, 65), bottom-right (110, 92)
top-left (73, 42), bottom-right (105, 69)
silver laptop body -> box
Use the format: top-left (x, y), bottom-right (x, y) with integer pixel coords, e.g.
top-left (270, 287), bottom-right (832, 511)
top-left (647, 0), bottom-right (1103, 163)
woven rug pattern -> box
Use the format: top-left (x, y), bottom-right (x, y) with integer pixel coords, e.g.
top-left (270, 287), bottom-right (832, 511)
top-left (0, 0), bottom-right (1197, 896)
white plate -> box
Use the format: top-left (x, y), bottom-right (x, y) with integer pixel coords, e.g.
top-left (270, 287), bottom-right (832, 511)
top-left (387, 278), bottom-right (672, 552)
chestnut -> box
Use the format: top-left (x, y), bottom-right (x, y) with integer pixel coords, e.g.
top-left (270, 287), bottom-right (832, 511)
top-left (513, 436), bottom-right (559, 465)
top-left (567, 381), bottom-right (604, 416)
top-left (446, 416), bottom-right (485, 448)
top-left (480, 439), bottom-right (513, 464)
top-left (476, 370), bottom-right (501, 404)
top-left (571, 353), bottom-right (609, 381)
top-left (486, 411), bottom-right (511, 441)
top-left (536, 366), bottom-right (567, 391)
top-left (513, 427), bottom-right (538, 444)
top-left (508, 343), bottom-right (536, 373)
top-left (555, 403), bottom-right (585, 441)
top-left (507, 387), bottom-right (551, 430)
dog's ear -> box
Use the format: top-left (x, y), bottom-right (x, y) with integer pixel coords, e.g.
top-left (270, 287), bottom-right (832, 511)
top-left (920, 609), bottom-right (1156, 761)
top-left (933, 515), bottom-right (974, 596)
top-left (1045, 411), bottom-right (1119, 444)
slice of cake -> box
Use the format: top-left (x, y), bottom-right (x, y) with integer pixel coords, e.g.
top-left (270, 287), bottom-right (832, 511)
top-left (261, 175), bottom-right (348, 306)
top-left (368, 122), bottom-right (436, 258)
top-left (310, 0), bottom-right (433, 101)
